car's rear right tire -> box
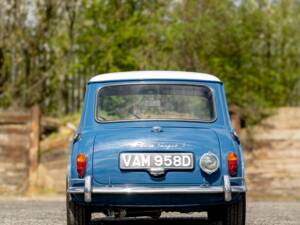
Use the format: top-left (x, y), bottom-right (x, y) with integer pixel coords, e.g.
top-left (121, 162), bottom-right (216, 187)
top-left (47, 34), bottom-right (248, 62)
top-left (149, 211), bottom-right (161, 219)
top-left (208, 193), bottom-right (246, 225)
top-left (67, 194), bottom-right (91, 225)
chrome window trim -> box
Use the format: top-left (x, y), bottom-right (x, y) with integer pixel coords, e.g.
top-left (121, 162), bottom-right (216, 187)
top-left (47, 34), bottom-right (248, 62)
top-left (94, 81), bottom-right (218, 124)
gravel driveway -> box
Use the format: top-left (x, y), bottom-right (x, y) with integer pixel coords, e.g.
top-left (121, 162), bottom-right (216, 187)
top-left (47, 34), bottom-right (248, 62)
top-left (1, 199), bottom-right (299, 225)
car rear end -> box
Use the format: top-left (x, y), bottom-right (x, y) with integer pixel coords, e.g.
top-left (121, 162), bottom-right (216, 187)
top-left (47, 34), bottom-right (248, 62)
top-left (66, 72), bottom-right (246, 225)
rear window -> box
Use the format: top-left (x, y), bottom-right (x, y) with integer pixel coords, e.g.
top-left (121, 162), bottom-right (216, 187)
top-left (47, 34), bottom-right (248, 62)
top-left (96, 84), bottom-right (215, 122)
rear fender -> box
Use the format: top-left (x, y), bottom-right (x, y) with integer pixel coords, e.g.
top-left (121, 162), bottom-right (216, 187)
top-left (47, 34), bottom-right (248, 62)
top-left (68, 131), bottom-right (96, 187)
top-left (214, 129), bottom-right (244, 183)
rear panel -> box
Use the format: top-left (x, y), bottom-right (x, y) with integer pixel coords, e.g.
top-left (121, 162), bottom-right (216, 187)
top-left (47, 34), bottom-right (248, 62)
top-left (69, 80), bottom-right (242, 188)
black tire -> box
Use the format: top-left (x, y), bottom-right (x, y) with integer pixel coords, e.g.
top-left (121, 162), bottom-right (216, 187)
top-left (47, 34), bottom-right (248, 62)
top-left (66, 194), bottom-right (91, 225)
top-left (149, 211), bottom-right (161, 219)
top-left (208, 193), bottom-right (246, 225)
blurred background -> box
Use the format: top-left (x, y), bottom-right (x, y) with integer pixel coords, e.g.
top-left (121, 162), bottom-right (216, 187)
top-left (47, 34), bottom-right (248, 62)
top-left (0, 0), bottom-right (300, 201)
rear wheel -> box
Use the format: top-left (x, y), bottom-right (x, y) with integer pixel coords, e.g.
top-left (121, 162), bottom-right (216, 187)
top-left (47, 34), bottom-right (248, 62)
top-left (208, 193), bottom-right (246, 225)
top-left (149, 211), bottom-right (161, 219)
top-left (66, 194), bottom-right (91, 225)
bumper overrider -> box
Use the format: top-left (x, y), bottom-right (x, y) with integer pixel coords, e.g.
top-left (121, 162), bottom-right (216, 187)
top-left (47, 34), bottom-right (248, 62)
top-left (68, 175), bottom-right (246, 203)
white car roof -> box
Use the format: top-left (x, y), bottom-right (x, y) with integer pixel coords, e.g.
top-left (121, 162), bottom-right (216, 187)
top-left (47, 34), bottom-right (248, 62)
top-left (89, 71), bottom-right (221, 83)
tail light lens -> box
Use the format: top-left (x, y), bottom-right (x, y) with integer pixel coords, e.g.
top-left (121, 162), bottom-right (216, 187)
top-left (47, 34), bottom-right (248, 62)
top-left (227, 152), bottom-right (238, 176)
top-left (76, 153), bottom-right (86, 178)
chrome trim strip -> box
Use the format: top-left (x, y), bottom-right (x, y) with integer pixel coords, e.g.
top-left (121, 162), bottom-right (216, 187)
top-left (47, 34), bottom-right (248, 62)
top-left (68, 175), bottom-right (246, 204)
top-left (229, 177), bottom-right (247, 191)
top-left (84, 176), bottom-right (92, 203)
top-left (223, 175), bottom-right (232, 201)
top-left (68, 186), bottom-right (85, 193)
top-left (68, 185), bottom-right (246, 194)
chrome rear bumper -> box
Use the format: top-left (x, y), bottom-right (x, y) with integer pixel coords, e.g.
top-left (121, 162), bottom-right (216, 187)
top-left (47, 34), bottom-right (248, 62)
top-left (68, 175), bottom-right (246, 203)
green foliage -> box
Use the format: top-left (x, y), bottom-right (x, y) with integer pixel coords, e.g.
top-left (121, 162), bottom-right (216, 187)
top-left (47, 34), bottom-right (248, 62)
top-left (135, 0), bottom-right (300, 125)
top-left (74, 0), bottom-right (165, 73)
top-left (0, 0), bottom-right (300, 125)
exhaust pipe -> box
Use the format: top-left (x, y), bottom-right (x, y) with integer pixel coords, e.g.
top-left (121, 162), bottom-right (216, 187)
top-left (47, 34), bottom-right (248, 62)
top-left (103, 209), bottom-right (126, 218)
top-left (103, 209), bottom-right (161, 219)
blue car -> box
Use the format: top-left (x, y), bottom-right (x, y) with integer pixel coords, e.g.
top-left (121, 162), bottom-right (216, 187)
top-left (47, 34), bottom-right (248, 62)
top-left (66, 71), bottom-right (246, 225)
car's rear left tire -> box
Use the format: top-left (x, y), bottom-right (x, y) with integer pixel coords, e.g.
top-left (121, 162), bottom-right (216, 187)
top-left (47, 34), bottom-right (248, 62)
top-left (208, 193), bottom-right (246, 225)
top-left (66, 194), bottom-right (91, 225)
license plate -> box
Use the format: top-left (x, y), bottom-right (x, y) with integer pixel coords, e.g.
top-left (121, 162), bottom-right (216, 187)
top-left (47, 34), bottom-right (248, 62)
top-left (120, 153), bottom-right (194, 170)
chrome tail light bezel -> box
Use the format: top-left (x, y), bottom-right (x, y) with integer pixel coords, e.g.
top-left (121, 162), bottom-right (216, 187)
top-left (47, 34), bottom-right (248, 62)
top-left (199, 152), bottom-right (220, 175)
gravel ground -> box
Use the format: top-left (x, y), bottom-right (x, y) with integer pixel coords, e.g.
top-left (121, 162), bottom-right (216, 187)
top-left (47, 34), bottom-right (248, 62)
top-left (0, 199), bottom-right (299, 225)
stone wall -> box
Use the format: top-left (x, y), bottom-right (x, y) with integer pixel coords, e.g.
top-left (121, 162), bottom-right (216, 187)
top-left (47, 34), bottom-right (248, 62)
top-left (244, 107), bottom-right (300, 200)
top-left (0, 108), bottom-right (40, 194)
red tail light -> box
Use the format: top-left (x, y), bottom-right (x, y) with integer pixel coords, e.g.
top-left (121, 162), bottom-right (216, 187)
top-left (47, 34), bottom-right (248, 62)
top-left (227, 152), bottom-right (238, 176)
top-left (76, 153), bottom-right (86, 178)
